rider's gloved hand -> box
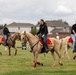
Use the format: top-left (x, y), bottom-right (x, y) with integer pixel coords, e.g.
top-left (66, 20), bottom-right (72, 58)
top-left (42, 34), bottom-right (45, 38)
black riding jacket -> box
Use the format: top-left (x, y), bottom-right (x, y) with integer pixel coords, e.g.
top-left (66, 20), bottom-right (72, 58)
top-left (37, 22), bottom-right (48, 35)
top-left (3, 27), bottom-right (10, 35)
top-left (71, 24), bottom-right (76, 34)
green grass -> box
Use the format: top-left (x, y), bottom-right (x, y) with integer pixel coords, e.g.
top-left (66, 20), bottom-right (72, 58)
top-left (0, 41), bottom-right (76, 75)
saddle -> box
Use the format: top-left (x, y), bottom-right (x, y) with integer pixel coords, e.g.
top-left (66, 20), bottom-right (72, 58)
top-left (0, 37), bottom-right (8, 45)
top-left (68, 37), bottom-right (76, 52)
top-left (39, 38), bottom-right (54, 53)
top-left (1, 37), bottom-right (8, 41)
top-left (68, 37), bottom-right (73, 44)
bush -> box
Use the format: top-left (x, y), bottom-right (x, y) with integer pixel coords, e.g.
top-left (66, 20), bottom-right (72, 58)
top-left (31, 26), bottom-right (37, 35)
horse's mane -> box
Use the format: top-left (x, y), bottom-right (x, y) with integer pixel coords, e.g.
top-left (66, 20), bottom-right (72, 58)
top-left (8, 32), bottom-right (19, 41)
top-left (26, 32), bottom-right (35, 37)
top-left (21, 31), bottom-right (38, 40)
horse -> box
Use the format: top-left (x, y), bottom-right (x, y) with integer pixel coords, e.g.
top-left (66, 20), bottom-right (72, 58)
top-left (0, 32), bottom-right (20, 56)
top-left (20, 31), bottom-right (63, 68)
top-left (60, 36), bottom-right (72, 60)
top-left (60, 36), bottom-right (76, 60)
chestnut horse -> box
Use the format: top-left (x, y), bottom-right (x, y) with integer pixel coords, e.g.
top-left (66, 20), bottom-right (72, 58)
top-left (0, 32), bottom-right (20, 56)
top-left (20, 31), bottom-right (63, 68)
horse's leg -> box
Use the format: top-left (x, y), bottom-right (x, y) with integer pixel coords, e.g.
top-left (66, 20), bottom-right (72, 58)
top-left (63, 45), bottom-right (70, 60)
top-left (73, 53), bottom-right (76, 60)
top-left (65, 51), bottom-right (70, 60)
top-left (33, 52), bottom-right (40, 68)
top-left (50, 50), bottom-right (56, 67)
top-left (13, 45), bottom-right (17, 56)
top-left (8, 46), bottom-right (11, 56)
top-left (55, 47), bottom-right (63, 66)
top-left (14, 47), bottom-right (17, 56)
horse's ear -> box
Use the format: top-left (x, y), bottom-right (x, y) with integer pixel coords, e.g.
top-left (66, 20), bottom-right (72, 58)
top-left (24, 31), bottom-right (26, 35)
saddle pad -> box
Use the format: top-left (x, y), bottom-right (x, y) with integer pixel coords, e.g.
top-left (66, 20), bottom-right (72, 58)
top-left (39, 38), bottom-right (54, 47)
top-left (68, 37), bottom-right (72, 43)
top-left (1, 37), bottom-right (8, 42)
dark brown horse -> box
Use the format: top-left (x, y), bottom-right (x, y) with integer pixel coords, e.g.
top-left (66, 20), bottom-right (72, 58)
top-left (0, 32), bottom-right (20, 56)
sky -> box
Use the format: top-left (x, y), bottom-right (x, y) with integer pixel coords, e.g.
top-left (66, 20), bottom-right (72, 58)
top-left (0, 0), bottom-right (76, 25)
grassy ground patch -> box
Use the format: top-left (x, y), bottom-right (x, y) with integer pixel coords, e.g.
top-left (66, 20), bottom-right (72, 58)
top-left (0, 41), bottom-right (76, 75)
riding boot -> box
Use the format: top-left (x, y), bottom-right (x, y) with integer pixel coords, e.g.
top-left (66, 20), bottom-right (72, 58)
top-left (45, 47), bottom-right (48, 53)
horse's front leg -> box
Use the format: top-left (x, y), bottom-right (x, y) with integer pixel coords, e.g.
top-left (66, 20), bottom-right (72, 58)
top-left (64, 45), bottom-right (70, 60)
top-left (13, 46), bottom-right (17, 56)
top-left (33, 52), bottom-right (40, 68)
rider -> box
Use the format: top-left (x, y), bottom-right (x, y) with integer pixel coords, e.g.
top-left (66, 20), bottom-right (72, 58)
top-left (37, 19), bottom-right (48, 52)
top-left (3, 24), bottom-right (10, 46)
top-left (71, 23), bottom-right (76, 53)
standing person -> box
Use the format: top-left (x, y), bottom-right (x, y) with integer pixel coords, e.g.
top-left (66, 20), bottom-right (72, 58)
top-left (37, 19), bottom-right (48, 52)
top-left (71, 23), bottom-right (76, 53)
top-left (3, 24), bottom-right (10, 46)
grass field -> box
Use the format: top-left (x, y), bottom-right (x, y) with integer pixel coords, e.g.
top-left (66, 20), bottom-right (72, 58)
top-left (0, 41), bottom-right (76, 75)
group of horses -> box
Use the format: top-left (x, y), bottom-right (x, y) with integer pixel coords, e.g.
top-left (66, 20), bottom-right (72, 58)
top-left (0, 31), bottom-right (75, 68)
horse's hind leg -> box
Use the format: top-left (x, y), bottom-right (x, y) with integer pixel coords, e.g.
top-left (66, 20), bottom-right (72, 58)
top-left (55, 48), bottom-right (63, 66)
top-left (50, 49), bottom-right (56, 67)
top-left (55, 47), bottom-right (63, 66)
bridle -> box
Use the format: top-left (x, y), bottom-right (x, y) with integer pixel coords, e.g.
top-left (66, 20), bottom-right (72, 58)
top-left (22, 33), bottom-right (40, 52)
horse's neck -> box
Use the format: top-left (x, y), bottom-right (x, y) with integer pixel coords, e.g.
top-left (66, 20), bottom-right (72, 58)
top-left (11, 33), bottom-right (18, 41)
top-left (26, 32), bottom-right (38, 46)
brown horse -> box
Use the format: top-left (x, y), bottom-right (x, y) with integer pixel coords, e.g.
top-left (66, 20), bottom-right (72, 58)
top-left (0, 32), bottom-right (20, 56)
top-left (20, 31), bottom-right (63, 68)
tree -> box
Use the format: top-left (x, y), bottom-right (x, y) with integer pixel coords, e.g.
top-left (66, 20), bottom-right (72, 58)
top-left (0, 25), bottom-right (3, 30)
top-left (31, 26), bottom-right (37, 35)
top-left (63, 21), bottom-right (69, 25)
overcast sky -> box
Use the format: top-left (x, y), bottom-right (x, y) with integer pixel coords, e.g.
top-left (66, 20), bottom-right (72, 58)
top-left (0, 0), bottom-right (76, 25)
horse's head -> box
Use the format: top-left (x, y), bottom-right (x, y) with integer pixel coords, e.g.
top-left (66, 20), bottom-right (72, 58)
top-left (20, 31), bottom-right (27, 49)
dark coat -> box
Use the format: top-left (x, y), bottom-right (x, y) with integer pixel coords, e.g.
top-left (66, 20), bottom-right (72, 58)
top-left (71, 24), bottom-right (76, 34)
top-left (37, 22), bottom-right (48, 35)
top-left (3, 27), bottom-right (10, 35)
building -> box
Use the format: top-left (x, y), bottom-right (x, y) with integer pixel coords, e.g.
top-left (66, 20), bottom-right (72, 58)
top-left (37, 20), bottom-right (70, 34)
top-left (7, 22), bottom-right (34, 32)
top-left (46, 20), bottom-right (70, 34)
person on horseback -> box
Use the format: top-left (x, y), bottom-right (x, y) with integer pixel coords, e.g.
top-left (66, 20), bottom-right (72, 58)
top-left (37, 19), bottom-right (48, 52)
top-left (71, 23), bottom-right (76, 53)
top-left (3, 24), bottom-right (10, 46)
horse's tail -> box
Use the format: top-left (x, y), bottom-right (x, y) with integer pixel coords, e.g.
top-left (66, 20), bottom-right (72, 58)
top-left (59, 40), bottom-right (63, 51)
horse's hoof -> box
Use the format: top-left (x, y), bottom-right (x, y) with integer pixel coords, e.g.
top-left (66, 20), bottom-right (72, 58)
top-left (59, 63), bottom-right (63, 66)
top-left (0, 52), bottom-right (2, 55)
top-left (30, 50), bottom-right (32, 53)
top-left (73, 55), bottom-right (76, 60)
top-left (41, 63), bottom-right (43, 66)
